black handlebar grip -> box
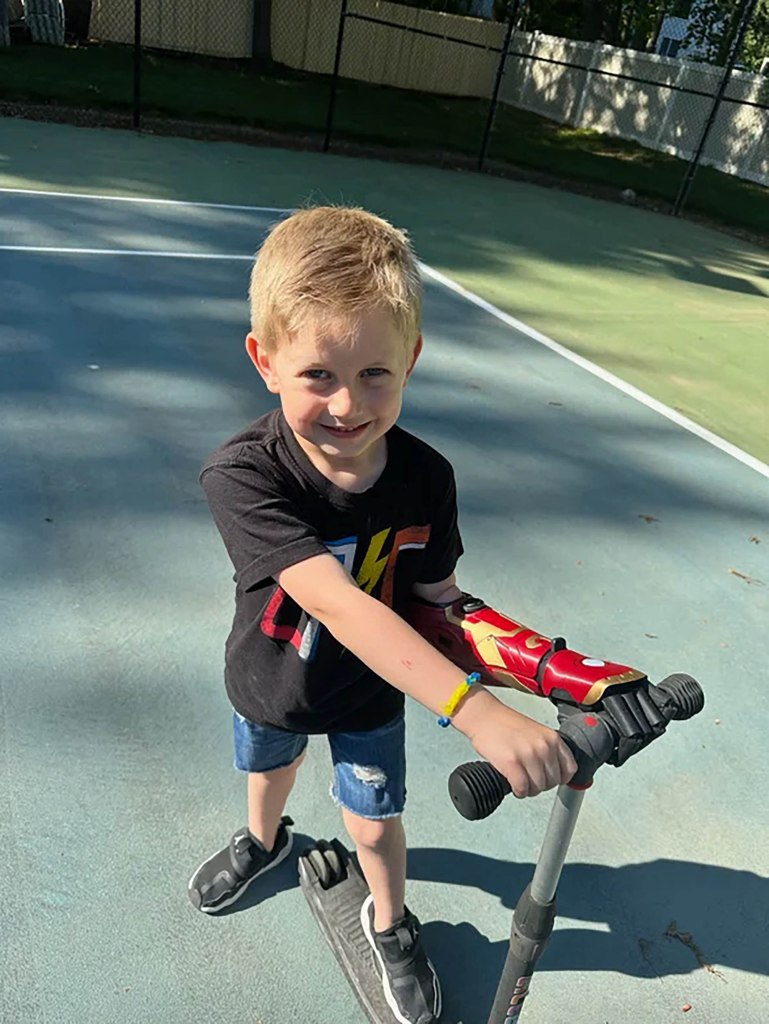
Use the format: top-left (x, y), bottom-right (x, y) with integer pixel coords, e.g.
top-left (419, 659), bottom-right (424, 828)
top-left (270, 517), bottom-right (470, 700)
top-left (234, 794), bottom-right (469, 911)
top-left (651, 673), bottom-right (705, 720)
top-left (448, 674), bottom-right (704, 820)
top-left (448, 760), bottom-right (511, 820)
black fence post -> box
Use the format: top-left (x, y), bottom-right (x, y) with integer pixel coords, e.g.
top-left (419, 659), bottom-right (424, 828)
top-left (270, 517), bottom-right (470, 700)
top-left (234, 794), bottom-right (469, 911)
top-left (672, 0), bottom-right (758, 216)
top-left (324, 0), bottom-right (348, 153)
top-left (478, 0), bottom-right (521, 172)
top-left (133, 0), bottom-right (142, 130)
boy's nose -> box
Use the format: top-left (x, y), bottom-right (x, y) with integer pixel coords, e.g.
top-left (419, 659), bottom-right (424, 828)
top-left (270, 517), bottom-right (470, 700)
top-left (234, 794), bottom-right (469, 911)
top-left (328, 386), bottom-right (357, 418)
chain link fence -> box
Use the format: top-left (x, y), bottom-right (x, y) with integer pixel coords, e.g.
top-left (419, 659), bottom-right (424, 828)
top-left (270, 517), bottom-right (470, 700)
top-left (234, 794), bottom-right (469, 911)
top-left (0, 0), bottom-right (766, 231)
top-left (0, 1), bottom-right (135, 128)
top-left (483, 0), bottom-right (768, 214)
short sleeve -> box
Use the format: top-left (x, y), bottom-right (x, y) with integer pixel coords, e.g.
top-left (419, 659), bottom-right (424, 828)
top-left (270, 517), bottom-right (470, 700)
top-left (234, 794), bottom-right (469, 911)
top-left (200, 463), bottom-right (328, 592)
top-left (418, 462), bottom-right (464, 584)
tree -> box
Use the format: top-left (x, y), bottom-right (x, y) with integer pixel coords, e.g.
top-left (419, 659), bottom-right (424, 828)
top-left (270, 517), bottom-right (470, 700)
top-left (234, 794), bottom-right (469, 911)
top-left (501, 0), bottom-right (676, 48)
top-left (684, 0), bottom-right (769, 69)
top-left (252, 0), bottom-right (273, 71)
top-left (421, 0), bottom-right (769, 68)
top-left (395, 0), bottom-right (475, 13)
top-left (743, 0), bottom-right (769, 68)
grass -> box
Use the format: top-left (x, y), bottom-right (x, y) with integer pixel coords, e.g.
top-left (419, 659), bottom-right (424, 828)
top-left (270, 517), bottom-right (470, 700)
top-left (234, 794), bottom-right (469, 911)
top-left (1, 40), bottom-right (767, 237)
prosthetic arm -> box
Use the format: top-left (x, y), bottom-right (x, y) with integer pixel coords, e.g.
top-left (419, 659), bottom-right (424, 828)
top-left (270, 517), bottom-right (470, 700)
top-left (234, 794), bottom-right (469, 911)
top-left (406, 592), bottom-right (667, 764)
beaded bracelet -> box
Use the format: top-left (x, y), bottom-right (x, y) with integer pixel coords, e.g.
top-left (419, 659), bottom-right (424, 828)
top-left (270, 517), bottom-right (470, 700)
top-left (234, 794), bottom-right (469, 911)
top-left (437, 672), bottom-right (481, 727)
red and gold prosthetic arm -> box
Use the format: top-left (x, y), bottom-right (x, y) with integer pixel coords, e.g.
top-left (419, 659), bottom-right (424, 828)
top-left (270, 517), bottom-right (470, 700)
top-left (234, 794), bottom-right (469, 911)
top-left (406, 592), bottom-right (670, 766)
top-left (405, 593), bottom-right (645, 706)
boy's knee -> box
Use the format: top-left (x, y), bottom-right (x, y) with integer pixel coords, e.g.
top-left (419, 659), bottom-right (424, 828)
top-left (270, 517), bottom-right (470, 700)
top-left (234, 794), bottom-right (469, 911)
top-left (345, 811), bottom-right (402, 850)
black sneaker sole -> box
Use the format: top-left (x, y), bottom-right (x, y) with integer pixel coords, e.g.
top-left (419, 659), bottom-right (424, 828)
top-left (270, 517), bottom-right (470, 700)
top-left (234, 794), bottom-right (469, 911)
top-left (360, 894), bottom-right (442, 1024)
top-left (188, 828), bottom-right (293, 914)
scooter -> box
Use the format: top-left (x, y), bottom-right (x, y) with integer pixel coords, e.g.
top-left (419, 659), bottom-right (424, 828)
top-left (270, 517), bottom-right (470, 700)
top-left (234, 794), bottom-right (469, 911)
top-left (298, 672), bottom-right (704, 1023)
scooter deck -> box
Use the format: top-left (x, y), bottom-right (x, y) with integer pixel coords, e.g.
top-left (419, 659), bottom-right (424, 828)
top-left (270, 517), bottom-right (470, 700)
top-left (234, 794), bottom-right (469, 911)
top-left (298, 838), bottom-right (401, 1024)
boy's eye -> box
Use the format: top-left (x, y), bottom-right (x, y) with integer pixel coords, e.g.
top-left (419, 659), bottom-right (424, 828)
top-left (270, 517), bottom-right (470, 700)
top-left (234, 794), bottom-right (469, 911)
top-left (302, 369), bottom-right (331, 381)
top-left (362, 368), bottom-right (389, 378)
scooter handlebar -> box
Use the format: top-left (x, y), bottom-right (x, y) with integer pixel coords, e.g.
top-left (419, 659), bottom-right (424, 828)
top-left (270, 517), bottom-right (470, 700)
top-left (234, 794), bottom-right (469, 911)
top-left (448, 673), bottom-right (704, 821)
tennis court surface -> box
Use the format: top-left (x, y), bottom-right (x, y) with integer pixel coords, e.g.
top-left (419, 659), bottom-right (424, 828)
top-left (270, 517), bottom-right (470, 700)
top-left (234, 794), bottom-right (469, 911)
top-left (2, 182), bottom-right (768, 1024)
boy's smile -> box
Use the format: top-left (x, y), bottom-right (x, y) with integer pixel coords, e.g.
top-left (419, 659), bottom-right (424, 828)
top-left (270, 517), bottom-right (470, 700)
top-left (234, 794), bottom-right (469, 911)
top-left (248, 311), bottom-right (421, 488)
top-left (321, 422), bottom-right (371, 439)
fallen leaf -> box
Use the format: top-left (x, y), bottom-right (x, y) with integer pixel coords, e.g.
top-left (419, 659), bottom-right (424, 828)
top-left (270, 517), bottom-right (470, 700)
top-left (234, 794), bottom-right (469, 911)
top-left (645, 633), bottom-right (658, 639)
top-left (638, 514), bottom-right (659, 524)
top-left (749, 536), bottom-right (760, 544)
top-left (729, 568), bottom-right (764, 586)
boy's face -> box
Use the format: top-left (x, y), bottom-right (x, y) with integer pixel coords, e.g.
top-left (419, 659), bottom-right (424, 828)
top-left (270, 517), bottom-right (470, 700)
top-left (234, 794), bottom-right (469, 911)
top-left (247, 310), bottom-right (421, 474)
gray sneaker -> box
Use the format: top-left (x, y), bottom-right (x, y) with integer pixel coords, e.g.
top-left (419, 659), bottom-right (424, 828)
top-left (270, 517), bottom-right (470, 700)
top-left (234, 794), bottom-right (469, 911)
top-left (361, 893), bottom-right (442, 1024)
top-left (187, 816), bottom-right (293, 913)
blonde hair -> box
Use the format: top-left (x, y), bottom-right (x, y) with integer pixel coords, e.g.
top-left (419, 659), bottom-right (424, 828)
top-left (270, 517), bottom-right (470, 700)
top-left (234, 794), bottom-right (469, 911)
top-left (249, 206), bottom-right (422, 352)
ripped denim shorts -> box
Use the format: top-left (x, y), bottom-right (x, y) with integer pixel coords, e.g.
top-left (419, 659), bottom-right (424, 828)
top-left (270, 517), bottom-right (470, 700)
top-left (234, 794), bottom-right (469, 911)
top-left (233, 709), bottom-right (406, 820)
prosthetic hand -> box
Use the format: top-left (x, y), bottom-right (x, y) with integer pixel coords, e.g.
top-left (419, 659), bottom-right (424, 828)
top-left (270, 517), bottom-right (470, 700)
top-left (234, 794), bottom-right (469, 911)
top-left (406, 592), bottom-right (667, 766)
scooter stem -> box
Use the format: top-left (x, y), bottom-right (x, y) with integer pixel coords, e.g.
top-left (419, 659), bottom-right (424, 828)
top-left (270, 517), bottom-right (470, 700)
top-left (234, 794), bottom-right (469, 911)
top-left (530, 784), bottom-right (585, 905)
top-left (486, 783), bottom-right (586, 1023)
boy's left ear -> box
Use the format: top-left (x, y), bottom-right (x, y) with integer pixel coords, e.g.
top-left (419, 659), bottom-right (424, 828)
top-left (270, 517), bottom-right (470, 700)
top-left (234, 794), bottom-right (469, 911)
top-left (404, 335), bottom-right (423, 384)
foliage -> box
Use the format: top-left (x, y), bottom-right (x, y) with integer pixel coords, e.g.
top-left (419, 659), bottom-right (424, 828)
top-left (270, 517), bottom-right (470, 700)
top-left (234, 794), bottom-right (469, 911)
top-left (684, 0), bottom-right (769, 69)
top-left (399, 0), bottom-right (769, 76)
top-left (494, 0), bottom-right (686, 45)
top-left (489, 0), bottom-right (768, 70)
top-left (393, 0), bottom-right (475, 13)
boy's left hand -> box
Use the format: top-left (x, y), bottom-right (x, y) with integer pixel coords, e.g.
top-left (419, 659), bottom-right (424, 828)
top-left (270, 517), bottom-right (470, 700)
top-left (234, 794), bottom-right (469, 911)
top-left (453, 691), bottom-right (576, 799)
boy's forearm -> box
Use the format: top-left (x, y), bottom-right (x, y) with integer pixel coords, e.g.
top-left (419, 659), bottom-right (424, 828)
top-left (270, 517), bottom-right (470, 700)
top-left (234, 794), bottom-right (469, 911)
top-left (318, 585), bottom-right (513, 739)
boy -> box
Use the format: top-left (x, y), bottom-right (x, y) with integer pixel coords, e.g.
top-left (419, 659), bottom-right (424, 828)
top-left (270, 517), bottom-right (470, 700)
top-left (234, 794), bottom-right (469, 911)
top-left (188, 206), bottom-right (576, 1024)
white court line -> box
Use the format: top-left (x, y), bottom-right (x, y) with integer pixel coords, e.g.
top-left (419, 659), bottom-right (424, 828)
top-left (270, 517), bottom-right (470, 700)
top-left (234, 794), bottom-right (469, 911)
top-left (421, 264), bottom-right (769, 482)
top-left (0, 185), bottom-right (286, 213)
top-left (0, 245), bottom-right (252, 259)
top-left (3, 185), bottom-right (767, 481)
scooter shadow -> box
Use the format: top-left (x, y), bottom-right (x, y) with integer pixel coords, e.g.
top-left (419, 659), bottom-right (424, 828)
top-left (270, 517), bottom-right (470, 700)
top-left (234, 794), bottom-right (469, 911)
top-left (410, 845), bottom-right (769, 1022)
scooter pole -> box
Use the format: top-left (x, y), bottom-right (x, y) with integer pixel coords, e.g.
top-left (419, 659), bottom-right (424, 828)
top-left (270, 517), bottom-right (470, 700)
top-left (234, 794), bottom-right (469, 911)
top-left (448, 673), bottom-right (704, 1023)
top-left (483, 783), bottom-right (586, 1023)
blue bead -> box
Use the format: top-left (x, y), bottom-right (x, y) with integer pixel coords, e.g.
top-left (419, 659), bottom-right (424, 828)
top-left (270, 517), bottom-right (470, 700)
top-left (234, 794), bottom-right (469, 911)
top-left (437, 716), bottom-right (450, 728)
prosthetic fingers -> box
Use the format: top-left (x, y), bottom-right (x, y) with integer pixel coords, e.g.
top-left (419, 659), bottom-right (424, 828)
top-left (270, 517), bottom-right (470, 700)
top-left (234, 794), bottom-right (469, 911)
top-left (406, 593), bottom-right (667, 765)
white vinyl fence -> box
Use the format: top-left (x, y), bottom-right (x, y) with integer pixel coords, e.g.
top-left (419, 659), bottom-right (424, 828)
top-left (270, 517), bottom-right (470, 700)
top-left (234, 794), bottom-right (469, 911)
top-left (500, 31), bottom-right (769, 187)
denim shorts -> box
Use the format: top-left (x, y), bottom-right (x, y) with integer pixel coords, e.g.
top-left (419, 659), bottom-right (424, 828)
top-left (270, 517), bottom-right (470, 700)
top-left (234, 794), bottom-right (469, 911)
top-left (233, 710), bottom-right (406, 820)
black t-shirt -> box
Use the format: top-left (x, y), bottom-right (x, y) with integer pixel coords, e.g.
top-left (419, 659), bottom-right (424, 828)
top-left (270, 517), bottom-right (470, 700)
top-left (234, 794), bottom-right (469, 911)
top-left (200, 409), bottom-right (463, 733)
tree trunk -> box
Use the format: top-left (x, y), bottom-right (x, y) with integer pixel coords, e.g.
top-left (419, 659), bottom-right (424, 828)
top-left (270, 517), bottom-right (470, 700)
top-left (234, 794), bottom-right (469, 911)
top-left (251, 0), bottom-right (273, 71)
top-left (581, 0), bottom-right (603, 39)
top-left (606, 0), bottom-right (622, 44)
top-left (0, 0), bottom-right (9, 48)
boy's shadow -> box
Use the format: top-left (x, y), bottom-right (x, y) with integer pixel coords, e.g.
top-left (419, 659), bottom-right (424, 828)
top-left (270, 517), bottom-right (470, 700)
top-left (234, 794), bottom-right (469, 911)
top-left (213, 837), bottom-right (768, 1023)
